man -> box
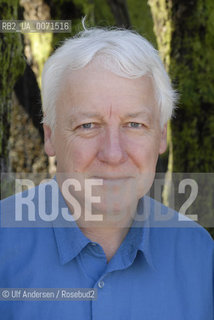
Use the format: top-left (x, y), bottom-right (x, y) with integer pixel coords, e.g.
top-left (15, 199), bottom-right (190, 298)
top-left (0, 27), bottom-right (213, 319)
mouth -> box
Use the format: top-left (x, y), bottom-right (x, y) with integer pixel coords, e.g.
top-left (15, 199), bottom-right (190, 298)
top-left (91, 177), bottom-right (133, 181)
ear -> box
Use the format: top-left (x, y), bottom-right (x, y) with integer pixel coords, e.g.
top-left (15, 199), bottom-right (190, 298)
top-left (43, 124), bottom-right (56, 157)
top-left (159, 123), bottom-right (167, 155)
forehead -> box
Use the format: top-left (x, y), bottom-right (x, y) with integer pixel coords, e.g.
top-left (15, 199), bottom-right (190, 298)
top-left (56, 63), bottom-right (158, 118)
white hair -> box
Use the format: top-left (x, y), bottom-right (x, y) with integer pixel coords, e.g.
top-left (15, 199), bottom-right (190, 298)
top-left (42, 25), bottom-right (177, 130)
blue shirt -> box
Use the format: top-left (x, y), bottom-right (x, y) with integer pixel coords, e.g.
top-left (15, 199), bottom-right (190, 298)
top-left (0, 179), bottom-right (213, 319)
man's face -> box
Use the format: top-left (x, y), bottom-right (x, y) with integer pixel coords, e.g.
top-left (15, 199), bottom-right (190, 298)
top-left (44, 62), bottom-right (167, 222)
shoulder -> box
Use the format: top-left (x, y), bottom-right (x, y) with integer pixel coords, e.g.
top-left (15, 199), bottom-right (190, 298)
top-left (139, 196), bottom-right (213, 258)
top-left (141, 197), bottom-right (214, 273)
top-left (0, 178), bottom-right (60, 227)
top-left (0, 184), bottom-right (56, 254)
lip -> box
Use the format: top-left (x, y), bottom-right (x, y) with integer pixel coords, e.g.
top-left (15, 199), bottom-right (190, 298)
top-left (91, 177), bottom-right (133, 180)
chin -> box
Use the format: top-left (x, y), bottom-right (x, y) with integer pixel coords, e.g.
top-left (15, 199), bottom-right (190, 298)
top-left (83, 194), bottom-right (138, 225)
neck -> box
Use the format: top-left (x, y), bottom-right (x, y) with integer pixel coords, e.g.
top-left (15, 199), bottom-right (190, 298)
top-left (80, 225), bottom-right (131, 262)
top-left (77, 206), bottom-right (136, 262)
top-left (56, 174), bottom-right (137, 261)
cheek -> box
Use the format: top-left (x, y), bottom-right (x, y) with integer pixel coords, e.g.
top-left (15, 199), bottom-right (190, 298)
top-left (127, 136), bottom-right (160, 171)
top-left (55, 133), bottom-right (100, 172)
top-left (132, 140), bottom-right (160, 198)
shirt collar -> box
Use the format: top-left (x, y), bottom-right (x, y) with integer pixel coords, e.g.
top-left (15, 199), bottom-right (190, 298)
top-left (135, 197), bottom-right (156, 270)
top-left (107, 197), bottom-right (155, 272)
top-left (52, 179), bottom-right (155, 270)
top-left (52, 181), bottom-right (90, 265)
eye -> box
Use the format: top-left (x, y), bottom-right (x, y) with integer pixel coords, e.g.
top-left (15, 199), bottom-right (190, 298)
top-left (128, 122), bottom-right (143, 128)
top-left (81, 123), bottom-right (94, 129)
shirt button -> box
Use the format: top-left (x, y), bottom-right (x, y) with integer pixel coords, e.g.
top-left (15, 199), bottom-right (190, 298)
top-left (98, 280), bottom-right (104, 288)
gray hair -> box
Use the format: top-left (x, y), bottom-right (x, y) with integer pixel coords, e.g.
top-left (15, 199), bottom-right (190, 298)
top-left (42, 26), bottom-right (177, 130)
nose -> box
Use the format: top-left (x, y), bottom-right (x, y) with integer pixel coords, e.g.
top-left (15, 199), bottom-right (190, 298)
top-left (97, 127), bottom-right (128, 165)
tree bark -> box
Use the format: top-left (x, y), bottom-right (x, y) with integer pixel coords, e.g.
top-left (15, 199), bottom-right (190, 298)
top-left (149, 0), bottom-right (214, 238)
top-left (0, 0), bottom-right (25, 174)
top-left (149, 0), bottom-right (214, 172)
top-left (106, 0), bottom-right (131, 28)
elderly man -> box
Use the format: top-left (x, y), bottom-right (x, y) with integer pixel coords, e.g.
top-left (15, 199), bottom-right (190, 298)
top-left (0, 27), bottom-right (213, 319)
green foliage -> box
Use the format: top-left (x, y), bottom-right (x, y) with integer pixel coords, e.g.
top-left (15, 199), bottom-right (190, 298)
top-left (49, 0), bottom-right (156, 50)
top-left (127, 0), bottom-right (157, 47)
top-left (93, 0), bottom-right (115, 26)
top-left (149, 0), bottom-right (214, 173)
top-left (169, 0), bottom-right (214, 172)
top-left (149, 0), bottom-right (214, 238)
top-left (46, 0), bottom-right (84, 49)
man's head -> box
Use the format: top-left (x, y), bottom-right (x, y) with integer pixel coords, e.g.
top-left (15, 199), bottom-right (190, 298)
top-left (41, 27), bottom-right (177, 220)
top-left (42, 27), bottom-right (176, 131)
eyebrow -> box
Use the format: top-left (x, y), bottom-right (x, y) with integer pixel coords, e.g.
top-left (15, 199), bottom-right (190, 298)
top-left (67, 109), bottom-right (152, 124)
top-left (124, 111), bottom-right (152, 118)
top-left (72, 112), bottom-right (102, 118)
top-left (68, 112), bottom-right (103, 123)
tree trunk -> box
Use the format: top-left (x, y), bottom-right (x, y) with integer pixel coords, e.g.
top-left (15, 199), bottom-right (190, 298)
top-left (106, 0), bottom-right (131, 28)
top-left (149, 0), bottom-right (214, 238)
top-left (149, 0), bottom-right (214, 172)
top-left (0, 0), bottom-right (25, 174)
top-left (171, 0), bottom-right (214, 173)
